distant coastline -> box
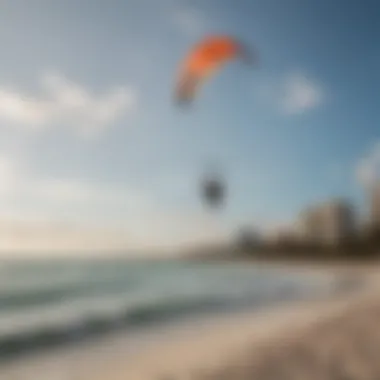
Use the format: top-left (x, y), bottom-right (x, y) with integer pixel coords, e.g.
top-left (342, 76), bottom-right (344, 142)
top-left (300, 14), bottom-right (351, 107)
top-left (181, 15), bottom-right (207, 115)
top-left (183, 241), bottom-right (380, 264)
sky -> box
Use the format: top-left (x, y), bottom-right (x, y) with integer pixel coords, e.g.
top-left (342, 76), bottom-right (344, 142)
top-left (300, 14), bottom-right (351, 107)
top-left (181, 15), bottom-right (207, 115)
top-left (0, 0), bottom-right (378, 256)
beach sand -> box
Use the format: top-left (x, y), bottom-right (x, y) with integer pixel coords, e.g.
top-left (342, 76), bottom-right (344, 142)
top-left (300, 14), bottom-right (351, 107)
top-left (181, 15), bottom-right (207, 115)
top-left (1, 263), bottom-right (380, 380)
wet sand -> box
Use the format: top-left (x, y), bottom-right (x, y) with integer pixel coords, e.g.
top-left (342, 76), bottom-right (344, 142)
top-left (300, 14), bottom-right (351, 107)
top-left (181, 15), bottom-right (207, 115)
top-left (1, 263), bottom-right (379, 380)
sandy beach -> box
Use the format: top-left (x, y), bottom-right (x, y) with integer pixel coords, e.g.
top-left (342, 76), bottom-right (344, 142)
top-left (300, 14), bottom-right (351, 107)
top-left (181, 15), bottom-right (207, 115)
top-left (1, 262), bottom-right (379, 380)
top-left (97, 267), bottom-right (380, 380)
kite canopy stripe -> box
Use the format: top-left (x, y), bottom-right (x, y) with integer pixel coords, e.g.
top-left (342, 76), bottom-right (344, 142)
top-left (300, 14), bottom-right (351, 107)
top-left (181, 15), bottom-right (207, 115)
top-left (174, 35), bottom-right (256, 104)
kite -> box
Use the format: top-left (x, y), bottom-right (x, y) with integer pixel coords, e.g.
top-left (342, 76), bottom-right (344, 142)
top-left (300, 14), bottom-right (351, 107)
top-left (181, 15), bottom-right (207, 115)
top-left (174, 35), bottom-right (256, 104)
top-left (200, 173), bottom-right (226, 210)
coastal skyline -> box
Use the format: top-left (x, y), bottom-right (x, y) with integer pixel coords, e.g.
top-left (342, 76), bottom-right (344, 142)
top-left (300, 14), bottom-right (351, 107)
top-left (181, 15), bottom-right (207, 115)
top-left (0, 0), bottom-right (378, 255)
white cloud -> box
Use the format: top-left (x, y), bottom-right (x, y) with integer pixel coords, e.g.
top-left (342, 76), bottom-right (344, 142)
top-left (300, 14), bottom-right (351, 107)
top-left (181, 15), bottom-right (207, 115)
top-left (0, 71), bottom-right (137, 137)
top-left (355, 142), bottom-right (380, 187)
top-left (258, 71), bottom-right (325, 115)
top-left (0, 90), bottom-right (51, 125)
top-left (280, 72), bottom-right (324, 115)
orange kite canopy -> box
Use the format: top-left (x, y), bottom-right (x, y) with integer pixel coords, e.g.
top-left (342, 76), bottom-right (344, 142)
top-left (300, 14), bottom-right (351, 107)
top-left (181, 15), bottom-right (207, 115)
top-left (174, 35), bottom-right (255, 105)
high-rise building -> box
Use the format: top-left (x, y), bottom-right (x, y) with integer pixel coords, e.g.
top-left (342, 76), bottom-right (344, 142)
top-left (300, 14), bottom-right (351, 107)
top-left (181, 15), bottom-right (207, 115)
top-left (298, 206), bottom-right (324, 244)
top-left (369, 182), bottom-right (380, 228)
top-left (298, 200), bottom-right (355, 246)
top-left (319, 200), bottom-right (355, 245)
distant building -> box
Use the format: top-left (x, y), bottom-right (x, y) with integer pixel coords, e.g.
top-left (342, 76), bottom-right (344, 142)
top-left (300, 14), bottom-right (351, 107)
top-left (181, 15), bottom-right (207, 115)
top-left (298, 206), bottom-right (324, 245)
top-left (298, 199), bottom-right (355, 246)
top-left (264, 225), bottom-right (297, 246)
top-left (369, 182), bottom-right (380, 229)
top-left (319, 200), bottom-right (355, 245)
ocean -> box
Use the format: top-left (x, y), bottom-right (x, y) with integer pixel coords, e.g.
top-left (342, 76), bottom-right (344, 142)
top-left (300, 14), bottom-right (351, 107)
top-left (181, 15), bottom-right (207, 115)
top-left (0, 258), bottom-right (338, 362)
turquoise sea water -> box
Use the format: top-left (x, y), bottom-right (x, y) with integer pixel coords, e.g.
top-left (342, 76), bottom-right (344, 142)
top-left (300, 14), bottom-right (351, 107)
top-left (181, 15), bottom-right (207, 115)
top-left (0, 258), bottom-right (337, 361)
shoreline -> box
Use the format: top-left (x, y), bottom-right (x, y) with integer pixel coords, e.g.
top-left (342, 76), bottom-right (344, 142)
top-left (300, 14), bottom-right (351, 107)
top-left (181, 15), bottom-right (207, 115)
top-left (0, 262), bottom-right (378, 380)
top-left (98, 268), bottom-right (380, 380)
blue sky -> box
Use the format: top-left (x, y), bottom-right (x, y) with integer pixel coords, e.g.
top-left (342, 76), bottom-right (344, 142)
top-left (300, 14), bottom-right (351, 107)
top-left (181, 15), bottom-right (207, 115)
top-left (0, 0), bottom-right (378, 254)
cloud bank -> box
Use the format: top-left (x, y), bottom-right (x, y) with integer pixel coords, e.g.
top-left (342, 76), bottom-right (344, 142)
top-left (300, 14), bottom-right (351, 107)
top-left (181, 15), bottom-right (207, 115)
top-left (0, 154), bottom-right (225, 255)
top-left (0, 71), bottom-right (137, 137)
